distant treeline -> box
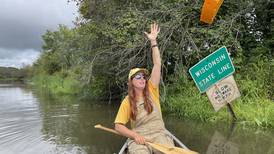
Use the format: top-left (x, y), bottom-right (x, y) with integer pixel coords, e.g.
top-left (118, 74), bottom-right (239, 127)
top-left (0, 67), bottom-right (30, 81)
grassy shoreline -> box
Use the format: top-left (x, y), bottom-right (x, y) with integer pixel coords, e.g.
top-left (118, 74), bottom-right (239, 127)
top-left (32, 73), bottom-right (81, 96)
top-left (162, 73), bottom-right (274, 128)
top-left (164, 92), bottom-right (273, 128)
top-left (31, 58), bottom-right (273, 129)
top-left (32, 73), bottom-right (274, 129)
top-left (0, 78), bottom-right (24, 82)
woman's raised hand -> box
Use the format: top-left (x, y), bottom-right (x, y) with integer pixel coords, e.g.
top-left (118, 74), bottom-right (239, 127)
top-left (144, 22), bottom-right (160, 41)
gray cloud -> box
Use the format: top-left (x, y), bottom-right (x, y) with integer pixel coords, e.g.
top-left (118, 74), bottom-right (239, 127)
top-left (0, 18), bottom-right (43, 50)
top-left (0, 48), bottom-right (40, 68)
top-left (0, 0), bottom-right (77, 68)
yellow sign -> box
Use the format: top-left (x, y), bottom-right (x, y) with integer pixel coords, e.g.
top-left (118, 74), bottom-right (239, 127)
top-left (206, 75), bottom-right (240, 111)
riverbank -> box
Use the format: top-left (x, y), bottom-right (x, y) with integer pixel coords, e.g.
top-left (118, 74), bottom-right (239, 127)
top-left (164, 88), bottom-right (273, 128)
top-left (32, 70), bottom-right (274, 129)
top-left (163, 68), bottom-right (274, 128)
top-left (31, 55), bottom-right (274, 129)
top-left (32, 73), bottom-right (81, 96)
top-left (0, 78), bottom-right (29, 85)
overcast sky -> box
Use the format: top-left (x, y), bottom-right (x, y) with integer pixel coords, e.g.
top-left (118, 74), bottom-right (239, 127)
top-left (0, 0), bottom-right (78, 68)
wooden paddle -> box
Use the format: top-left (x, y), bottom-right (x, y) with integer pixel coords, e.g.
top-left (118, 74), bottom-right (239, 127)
top-left (94, 124), bottom-right (198, 154)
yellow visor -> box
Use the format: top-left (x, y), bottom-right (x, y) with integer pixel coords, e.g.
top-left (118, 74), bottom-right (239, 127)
top-left (128, 68), bottom-right (149, 80)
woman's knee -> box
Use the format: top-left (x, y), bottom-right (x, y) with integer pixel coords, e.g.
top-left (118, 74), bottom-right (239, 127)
top-left (128, 142), bottom-right (151, 154)
top-left (154, 134), bottom-right (174, 146)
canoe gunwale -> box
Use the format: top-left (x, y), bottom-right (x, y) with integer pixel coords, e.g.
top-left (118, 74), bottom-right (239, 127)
top-left (118, 142), bottom-right (128, 154)
top-left (118, 130), bottom-right (188, 154)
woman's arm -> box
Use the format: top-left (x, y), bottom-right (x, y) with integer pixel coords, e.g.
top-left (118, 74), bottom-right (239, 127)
top-left (144, 23), bottom-right (161, 86)
top-left (115, 123), bottom-right (146, 144)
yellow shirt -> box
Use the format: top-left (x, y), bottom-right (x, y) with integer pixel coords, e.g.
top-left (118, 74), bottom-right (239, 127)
top-left (114, 80), bottom-right (161, 125)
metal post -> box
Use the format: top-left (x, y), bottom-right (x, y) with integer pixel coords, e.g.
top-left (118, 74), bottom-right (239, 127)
top-left (227, 103), bottom-right (237, 120)
top-left (214, 84), bottom-right (237, 120)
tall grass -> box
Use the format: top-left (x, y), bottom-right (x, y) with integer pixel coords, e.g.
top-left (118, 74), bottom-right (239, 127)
top-left (32, 73), bottom-right (81, 96)
top-left (163, 57), bottom-right (274, 128)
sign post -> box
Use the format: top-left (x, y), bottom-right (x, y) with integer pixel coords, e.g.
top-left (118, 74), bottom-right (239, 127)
top-left (189, 46), bottom-right (239, 118)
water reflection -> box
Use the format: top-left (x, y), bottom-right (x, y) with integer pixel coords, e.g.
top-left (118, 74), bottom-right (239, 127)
top-left (0, 84), bottom-right (52, 154)
top-left (35, 89), bottom-right (125, 154)
top-left (0, 84), bottom-right (273, 154)
top-left (206, 131), bottom-right (239, 154)
top-left (164, 117), bottom-right (274, 154)
top-left (0, 84), bottom-right (125, 154)
top-left (205, 120), bottom-right (239, 154)
top-left (40, 102), bottom-right (124, 153)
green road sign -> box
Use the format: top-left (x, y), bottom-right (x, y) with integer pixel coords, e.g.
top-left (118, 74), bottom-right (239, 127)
top-left (189, 46), bottom-right (235, 93)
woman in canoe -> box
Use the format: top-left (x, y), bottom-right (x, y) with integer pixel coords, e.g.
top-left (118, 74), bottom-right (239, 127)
top-left (114, 23), bottom-right (174, 154)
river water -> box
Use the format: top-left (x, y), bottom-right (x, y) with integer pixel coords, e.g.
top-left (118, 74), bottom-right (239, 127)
top-left (0, 83), bottom-right (273, 154)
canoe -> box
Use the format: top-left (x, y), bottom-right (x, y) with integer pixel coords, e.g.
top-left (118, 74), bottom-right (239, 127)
top-left (118, 130), bottom-right (189, 154)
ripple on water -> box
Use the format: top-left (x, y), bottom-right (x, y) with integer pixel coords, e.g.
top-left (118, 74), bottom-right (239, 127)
top-left (0, 84), bottom-right (87, 154)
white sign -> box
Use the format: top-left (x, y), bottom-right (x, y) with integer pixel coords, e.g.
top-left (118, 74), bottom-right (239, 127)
top-left (206, 75), bottom-right (240, 111)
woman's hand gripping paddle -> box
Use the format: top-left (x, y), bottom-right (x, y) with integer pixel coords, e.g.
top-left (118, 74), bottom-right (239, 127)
top-left (94, 124), bottom-right (198, 154)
